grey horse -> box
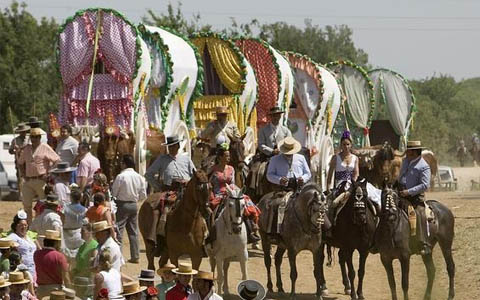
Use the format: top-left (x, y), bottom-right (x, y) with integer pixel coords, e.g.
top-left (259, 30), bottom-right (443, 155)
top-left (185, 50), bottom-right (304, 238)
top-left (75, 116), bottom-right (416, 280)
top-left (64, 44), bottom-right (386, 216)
top-left (257, 183), bottom-right (327, 299)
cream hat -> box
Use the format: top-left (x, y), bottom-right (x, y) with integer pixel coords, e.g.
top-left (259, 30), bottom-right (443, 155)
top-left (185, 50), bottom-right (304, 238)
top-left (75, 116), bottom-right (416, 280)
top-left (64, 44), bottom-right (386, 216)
top-left (279, 137), bottom-right (301, 155)
top-left (172, 263), bottom-right (198, 275)
top-left (120, 281), bottom-right (147, 296)
top-left (92, 221), bottom-right (112, 233)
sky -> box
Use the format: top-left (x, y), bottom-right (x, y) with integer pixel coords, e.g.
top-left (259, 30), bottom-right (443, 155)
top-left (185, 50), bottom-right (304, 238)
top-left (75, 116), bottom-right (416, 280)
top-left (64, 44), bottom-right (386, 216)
top-left (1, 0), bottom-right (479, 81)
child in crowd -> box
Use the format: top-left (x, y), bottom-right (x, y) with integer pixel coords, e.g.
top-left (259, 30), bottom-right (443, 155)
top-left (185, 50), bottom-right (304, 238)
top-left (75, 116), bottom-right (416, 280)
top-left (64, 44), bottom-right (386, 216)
top-left (155, 264), bottom-right (176, 300)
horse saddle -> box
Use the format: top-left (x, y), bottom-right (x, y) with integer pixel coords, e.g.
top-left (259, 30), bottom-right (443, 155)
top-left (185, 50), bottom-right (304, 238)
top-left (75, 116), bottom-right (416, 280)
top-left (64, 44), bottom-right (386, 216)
top-left (265, 191), bottom-right (294, 234)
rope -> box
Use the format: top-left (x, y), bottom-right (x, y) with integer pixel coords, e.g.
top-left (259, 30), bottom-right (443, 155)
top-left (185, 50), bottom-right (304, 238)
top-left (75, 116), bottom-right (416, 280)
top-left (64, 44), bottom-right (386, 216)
top-left (85, 9), bottom-right (103, 121)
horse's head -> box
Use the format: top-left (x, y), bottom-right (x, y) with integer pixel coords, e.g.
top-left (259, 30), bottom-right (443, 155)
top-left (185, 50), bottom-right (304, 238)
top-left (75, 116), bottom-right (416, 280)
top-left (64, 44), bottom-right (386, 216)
top-left (381, 185), bottom-right (401, 224)
top-left (373, 141), bottom-right (396, 184)
top-left (188, 169), bottom-right (211, 216)
top-left (224, 185), bottom-right (246, 234)
top-left (351, 179), bottom-right (368, 225)
top-left (298, 184), bottom-right (328, 233)
top-left (229, 134), bottom-right (247, 164)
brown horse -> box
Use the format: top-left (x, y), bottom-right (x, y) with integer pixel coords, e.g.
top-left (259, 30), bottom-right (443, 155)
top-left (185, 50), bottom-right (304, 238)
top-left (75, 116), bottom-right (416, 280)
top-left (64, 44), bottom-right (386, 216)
top-left (96, 130), bottom-right (135, 183)
top-left (257, 184), bottom-right (327, 299)
top-left (320, 179), bottom-right (377, 300)
top-left (377, 187), bottom-right (455, 300)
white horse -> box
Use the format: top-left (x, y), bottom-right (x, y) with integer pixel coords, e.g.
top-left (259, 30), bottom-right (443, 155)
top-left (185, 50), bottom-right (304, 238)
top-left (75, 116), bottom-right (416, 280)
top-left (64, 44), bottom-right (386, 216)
top-left (209, 186), bottom-right (248, 295)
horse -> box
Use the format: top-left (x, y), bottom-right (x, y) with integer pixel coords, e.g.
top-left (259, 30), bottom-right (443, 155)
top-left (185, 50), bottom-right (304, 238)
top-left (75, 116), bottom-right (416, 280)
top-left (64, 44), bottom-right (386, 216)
top-left (96, 129), bottom-right (135, 183)
top-left (208, 186), bottom-right (248, 295)
top-left (138, 170), bottom-right (211, 270)
top-left (320, 179), bottom-right (377, 300)
top-left (257, 183), bottom-right (327, 299)
top-left (377, 186), bottom-right (455, 300)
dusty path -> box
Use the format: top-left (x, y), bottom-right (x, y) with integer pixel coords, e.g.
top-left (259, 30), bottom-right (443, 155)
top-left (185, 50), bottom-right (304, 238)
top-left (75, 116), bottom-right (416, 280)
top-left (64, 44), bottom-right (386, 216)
top-left (1, 167), bottom-right (479, 299)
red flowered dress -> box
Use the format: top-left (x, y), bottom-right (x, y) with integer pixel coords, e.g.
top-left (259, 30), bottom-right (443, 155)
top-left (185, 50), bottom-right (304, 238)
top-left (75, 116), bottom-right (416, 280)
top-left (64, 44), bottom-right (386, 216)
top-left (209, 165), bottom-right (261, 224)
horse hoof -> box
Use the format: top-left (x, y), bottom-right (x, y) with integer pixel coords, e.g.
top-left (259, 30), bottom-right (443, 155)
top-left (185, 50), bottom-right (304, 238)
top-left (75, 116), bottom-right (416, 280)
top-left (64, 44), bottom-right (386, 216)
top-left (278, 287), bottom-right (285, 294)
top-left (321, 289), bottom-right (329, 297)
top-left (358, 295), bottom-right (365, 300)
top-left (289, 293), bottom-right (297, 300)
top-left (345, 289), bottom-right (351, 295)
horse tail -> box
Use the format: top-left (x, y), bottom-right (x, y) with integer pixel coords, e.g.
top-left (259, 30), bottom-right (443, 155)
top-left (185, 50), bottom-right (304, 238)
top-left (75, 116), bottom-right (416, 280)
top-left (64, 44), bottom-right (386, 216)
top-left (326, 245), bottom-right (333, 267)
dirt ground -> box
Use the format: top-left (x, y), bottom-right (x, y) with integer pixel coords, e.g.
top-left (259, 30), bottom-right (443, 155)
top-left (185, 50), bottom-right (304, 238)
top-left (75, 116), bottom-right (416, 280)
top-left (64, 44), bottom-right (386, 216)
top-left (1, 167), bottom-right (479, 299)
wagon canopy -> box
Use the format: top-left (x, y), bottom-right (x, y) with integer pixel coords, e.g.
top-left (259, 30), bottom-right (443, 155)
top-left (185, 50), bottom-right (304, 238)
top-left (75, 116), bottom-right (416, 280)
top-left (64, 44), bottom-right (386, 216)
top-left (138, 25), bottom-right (203, 136)
top-left (326, 60), bottom-right (375, 147)
top-left (57, 8), bottom-right (151, 130)
top-left (369, 68), bottom-right (416, 149)
top-left (190, 32), bottom-right (257, 135)
top-left (235, 38), bottom-right (293, 129)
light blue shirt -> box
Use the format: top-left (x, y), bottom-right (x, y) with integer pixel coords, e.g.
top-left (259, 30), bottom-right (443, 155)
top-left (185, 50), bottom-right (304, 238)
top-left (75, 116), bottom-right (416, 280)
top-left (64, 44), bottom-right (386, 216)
top-left (398, 156), bottom-right (431, 196)
top-left (145, 153), bottom-right (195, 191)
top-left (267, 153), bottom-right (311, 185)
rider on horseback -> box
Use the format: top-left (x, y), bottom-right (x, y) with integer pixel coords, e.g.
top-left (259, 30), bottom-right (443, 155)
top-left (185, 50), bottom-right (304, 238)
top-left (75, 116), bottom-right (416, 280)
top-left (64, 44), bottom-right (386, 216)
top-left (145, 135), bottom-right (196, 238)
top-left (398, 140), bottom-right (432, 255)
top-left (200, 106), bottom-right (241, 150)
top-left (258, 107), bottom-right (292, 158)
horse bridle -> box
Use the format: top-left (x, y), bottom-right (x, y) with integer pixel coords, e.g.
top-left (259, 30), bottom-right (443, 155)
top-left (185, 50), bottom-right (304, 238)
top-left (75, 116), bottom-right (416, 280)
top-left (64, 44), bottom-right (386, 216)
top-left (223, 197), bottom-right (243, 234)
top-left (293, 193), bottom-right (326, 235)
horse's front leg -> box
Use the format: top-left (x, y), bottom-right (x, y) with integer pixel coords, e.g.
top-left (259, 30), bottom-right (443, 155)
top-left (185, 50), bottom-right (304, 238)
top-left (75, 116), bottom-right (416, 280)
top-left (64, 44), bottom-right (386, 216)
top-left (356, 250), bottom-right (368, 300)
top-left (260, 233), bottom-right (273, 293)
top-left (216, 258), bottom-right (225, 295)
top-left (339, 248), bottom-right (351, 295)
top-left (400, 254), bottom-right (410, 300)
top-left (317, 243), bottom-right (328, 295)
top-left (313, 248), bottom-right (324, 300)
top-left (345, 249), bottom-right (357, 300)
top-left (275, 246), bottom-right (287, 294)
top-left (287, 248), bottom-right (299, 299)
top-left (422, 253), bottom-right (436, 300)
top-left (223, 259), bottom-right (231, 295)
top-left (381, 254), bottom-right (397, 300)
top-left (240, 248), bottom-right (248, 280)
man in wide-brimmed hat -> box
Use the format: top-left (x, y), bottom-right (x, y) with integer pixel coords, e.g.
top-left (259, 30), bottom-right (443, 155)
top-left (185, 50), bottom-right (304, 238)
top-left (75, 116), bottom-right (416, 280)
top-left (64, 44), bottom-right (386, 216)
top-left (156, 263), bottom-right (176, 300)
top-left (397, 140), bottom-right (432, 255)
top-left (56, 124), bottom-right (79, 166)
top-left (266, 136), bottom-right (311, 189)
top-left (237, 280), bottom-right (266, 300)
top-left (258, 107), bottom-right (291, 157)
top-left (8, 271), bottom-right (34, 300)
top-left (8, 122), bottom-right (31, 202)
top-left (200, 106), bottom-right (241, 149)
top-left (33, 230), bottom-right (70, 298)
top-left (145, 135), bottom-right (196, 245)
top-left (92, 220), bottom-right (124, 272)
top-left (187, 270), bottom-right (221, 300)
top-left (166, 263), bottom-right (197, 300)
top-left (17, 127), bottom-right (60, 224)
top-left (51, 162), bottom-right (77, 205)
top-left (121, 281), bottom-right (147, 300)
top-left (26, 116), bottom-right (43, 129)
top-left (31, 194), bottom-right (63, 247)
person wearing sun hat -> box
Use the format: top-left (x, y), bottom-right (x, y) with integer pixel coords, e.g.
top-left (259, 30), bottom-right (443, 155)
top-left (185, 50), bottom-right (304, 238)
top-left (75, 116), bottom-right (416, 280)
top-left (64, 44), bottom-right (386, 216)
top-left (9, 122), bottom-right (31, 199)
top-left (187, 271), bottom-right (221, 300)
top-left (51, 162), bottom-right (77, 206)
top-left (17, 126), bottom-right (60, 224)
top-left (0, 238), bottom-right (13, 275)
top-left (237, 280), bottom-right (265, 300)
top-left (397, 140), bottom-right (432, 256)
top-left (200, 106), bottom-right (241, 149)
top-left (266, 136), bottom-right (311, 189)
top-left (166, 263), bottom-right (197, 300)
top-left (121, 281), bottom-right (147, 300)
top-left (92, 221), bottom-right (124, 272)
top-left (155, 263), bottom-right (176, 300)
top-left (33, 230), bottom-right (70, 298)
top-left (7, 271), bottom-right (34, 300)
top-left (30, 194), bottom-right (63, 247)
top-left (0, 276), bottom-right (11, 300)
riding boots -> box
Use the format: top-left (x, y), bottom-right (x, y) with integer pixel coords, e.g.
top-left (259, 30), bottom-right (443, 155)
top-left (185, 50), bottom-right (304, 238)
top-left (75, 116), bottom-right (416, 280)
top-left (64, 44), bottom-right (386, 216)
top-left (415, 204), bottom-right (432, 255)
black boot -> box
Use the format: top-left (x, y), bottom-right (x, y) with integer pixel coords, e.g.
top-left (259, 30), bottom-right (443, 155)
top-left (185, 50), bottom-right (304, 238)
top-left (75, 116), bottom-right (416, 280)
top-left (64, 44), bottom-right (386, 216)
top-left (245, 218), bottom-right (261, 244)
top-left (416, 205), bottom-right (431, 255)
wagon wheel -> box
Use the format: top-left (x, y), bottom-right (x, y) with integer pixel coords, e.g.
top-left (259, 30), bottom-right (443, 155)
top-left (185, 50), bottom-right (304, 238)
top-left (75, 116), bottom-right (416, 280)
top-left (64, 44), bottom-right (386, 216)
top-left (243, 126), bottom-right (256, 164)
top-left (173, 120), bottom-right (191, 158)
top-left (135, 109), bottom-right (148, 175)
top-left (319, 137), bottom-right (335, 191)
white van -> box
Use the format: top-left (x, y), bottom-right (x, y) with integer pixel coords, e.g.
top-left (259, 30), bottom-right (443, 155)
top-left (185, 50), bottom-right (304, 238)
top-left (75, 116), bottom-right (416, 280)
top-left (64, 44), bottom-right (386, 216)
top-left (0, 134), bottom-right (17, 182)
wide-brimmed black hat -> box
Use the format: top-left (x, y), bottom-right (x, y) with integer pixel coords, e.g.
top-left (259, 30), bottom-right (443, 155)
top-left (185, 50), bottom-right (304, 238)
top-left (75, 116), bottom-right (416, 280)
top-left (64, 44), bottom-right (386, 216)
top-left (14, 123), bottom-right (31, 133)
top-left (237, 280), bottom-right (266, 300)
top-left (26, 116), bottom-right (43, 128)
top-left (163, 135), bottom-right (182, 146)
top-left (138, 269), bottom-right (160, 281)
top-left (268, 106), bottom-right (284, 115)
top-left (51, 162), bottom-right (77, 173)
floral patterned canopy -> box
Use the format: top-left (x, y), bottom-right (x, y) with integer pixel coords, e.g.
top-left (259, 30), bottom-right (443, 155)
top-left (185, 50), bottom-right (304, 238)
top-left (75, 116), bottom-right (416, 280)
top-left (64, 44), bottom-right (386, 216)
top-left (57, 8), bottom-right (143, 128)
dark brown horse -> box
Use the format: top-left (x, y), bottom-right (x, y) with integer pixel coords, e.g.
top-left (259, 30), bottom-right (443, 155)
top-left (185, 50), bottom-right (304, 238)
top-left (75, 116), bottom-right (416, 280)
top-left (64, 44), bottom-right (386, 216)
top-left (96, 130), bottom-right (135, 183)
top-left (377, 187), bottom-right (455, 300)
top-left (257, 184), bottom-right (327, 299)
top-left (320, 179), bottom-right (377, 300)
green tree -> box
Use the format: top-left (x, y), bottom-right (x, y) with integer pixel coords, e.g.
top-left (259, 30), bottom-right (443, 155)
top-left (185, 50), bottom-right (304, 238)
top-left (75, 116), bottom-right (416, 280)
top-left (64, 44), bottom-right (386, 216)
top-left (0, 1), bottom-right (59, 134)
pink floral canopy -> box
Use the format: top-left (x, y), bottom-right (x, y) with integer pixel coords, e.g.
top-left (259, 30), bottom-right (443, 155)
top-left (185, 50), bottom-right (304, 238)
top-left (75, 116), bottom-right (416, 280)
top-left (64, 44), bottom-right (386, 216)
top-left (57, 9), bottom-right (140, 128)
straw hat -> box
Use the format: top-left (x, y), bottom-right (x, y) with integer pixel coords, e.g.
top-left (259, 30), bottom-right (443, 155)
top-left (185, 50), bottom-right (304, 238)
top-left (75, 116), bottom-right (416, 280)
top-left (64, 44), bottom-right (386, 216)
top-left (30, 127), bottom-right (46, 136)
top-left (406, 140), bottom-right (426, 150)
top-left (42, 291), bottom-right (66, 300)
top-left (40, 230), bottom-right (62, 241)
top-left (51, 162), bottom-right (77, 173)
top-left (14, 123), bottom-right (30, 133)
top-left (73, 276), bottom-right (94, 288)
top-left (194, 271), bottom-right (215, 281)
top-left (268, 106), bottom-right (284, 115)
top-left (92, 221), bottom-right (112, 233)
top-left (138, 269), bottom-right (159, 281)
top-left (0, 238), bottom-right (13, 249)
top-left (157, 263), bottom-right (176, 276)
top-left (8, 272), bottom-right (30, 285)
top-left (62, 287), bottom-right (82, 300)
top-left (237, 280), bottom-right (266, 300)
top-left (278, 137), bottom-right (301, 155)
top-left (216, 106), bottom-right (229, 115)
top-left (120, 281), bottom-right (147, 296)
top-left (172, 263), bottom-right (198, 275)
top-left (0, 276), bottom-right (11, 288)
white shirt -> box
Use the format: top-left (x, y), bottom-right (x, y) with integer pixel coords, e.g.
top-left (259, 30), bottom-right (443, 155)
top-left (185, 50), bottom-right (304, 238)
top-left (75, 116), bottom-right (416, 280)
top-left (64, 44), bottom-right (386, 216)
top-left (95, 237), bottom-right (125, 271)
top-left (56, 136), bottom-right (79, 165)
top-left (187, 290), bottom-right (223, 300)
top-left (111, 168), bottom-right (147, 202)
top-left (100, 268), bottom-right (123, 300)
top-left (54, 181), bottom-right (71, 206)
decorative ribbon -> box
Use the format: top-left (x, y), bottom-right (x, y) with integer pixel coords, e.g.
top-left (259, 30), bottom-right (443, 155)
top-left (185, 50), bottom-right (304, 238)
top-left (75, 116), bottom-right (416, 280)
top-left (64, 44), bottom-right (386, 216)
top-left (85, 9), bottom-right (103, 120)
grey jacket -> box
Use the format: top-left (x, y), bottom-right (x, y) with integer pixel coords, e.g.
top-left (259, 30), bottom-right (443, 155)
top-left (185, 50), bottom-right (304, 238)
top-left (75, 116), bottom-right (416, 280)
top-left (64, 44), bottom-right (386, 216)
top-left (258, 123), bottom-right (291, 155)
